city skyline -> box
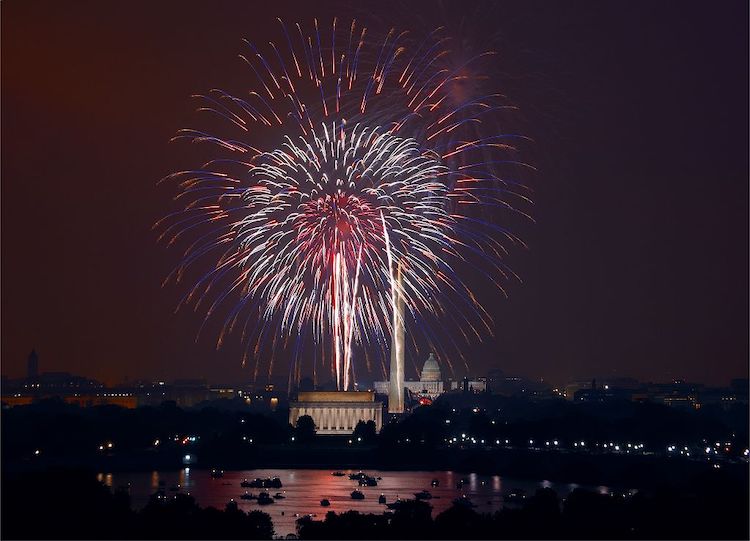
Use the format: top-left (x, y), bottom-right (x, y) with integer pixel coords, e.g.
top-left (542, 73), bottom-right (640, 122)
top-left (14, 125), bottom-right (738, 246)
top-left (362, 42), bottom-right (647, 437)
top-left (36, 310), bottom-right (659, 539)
top-left (3, 346), bottom-right (746, 394)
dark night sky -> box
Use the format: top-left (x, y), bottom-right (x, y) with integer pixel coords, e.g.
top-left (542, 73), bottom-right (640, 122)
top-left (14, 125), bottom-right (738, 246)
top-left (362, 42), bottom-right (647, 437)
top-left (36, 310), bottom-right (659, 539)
top-left (2, 0), bottom-right (748, 387)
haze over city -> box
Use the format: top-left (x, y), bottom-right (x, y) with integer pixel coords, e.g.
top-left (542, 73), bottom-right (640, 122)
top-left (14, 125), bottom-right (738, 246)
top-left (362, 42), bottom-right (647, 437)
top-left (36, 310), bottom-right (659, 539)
top-left (3, 0), bottom-right (747, 389)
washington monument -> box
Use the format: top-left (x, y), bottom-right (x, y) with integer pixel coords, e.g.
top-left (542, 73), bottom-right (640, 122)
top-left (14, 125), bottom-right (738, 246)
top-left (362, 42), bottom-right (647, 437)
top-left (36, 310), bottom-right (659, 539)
top-left (388, 266), bottom-right (405, 413)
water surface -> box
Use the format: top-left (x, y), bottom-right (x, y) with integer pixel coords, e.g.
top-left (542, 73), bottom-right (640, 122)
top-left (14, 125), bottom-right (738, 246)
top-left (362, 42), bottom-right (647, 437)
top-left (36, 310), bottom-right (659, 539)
top-left (101, 469), bottom-right (610, 537)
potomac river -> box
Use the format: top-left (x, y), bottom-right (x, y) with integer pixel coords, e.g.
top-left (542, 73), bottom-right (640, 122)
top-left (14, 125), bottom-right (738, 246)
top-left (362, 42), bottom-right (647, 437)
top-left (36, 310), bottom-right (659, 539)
top-left (99, 469), bottom-right (617, 537)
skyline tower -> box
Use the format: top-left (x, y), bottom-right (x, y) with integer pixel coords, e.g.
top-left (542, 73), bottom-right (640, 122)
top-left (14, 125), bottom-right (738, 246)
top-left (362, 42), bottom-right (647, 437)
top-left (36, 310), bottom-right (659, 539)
top-left (388, 266), bottom-right (405, 413)
top-left (27, 349), bottom-right (39, 379)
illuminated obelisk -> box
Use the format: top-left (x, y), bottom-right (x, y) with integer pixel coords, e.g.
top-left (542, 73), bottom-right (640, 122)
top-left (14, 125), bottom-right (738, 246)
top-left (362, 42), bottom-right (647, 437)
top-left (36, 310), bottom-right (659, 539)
top-left (388, 265), bottom-right (405, 413)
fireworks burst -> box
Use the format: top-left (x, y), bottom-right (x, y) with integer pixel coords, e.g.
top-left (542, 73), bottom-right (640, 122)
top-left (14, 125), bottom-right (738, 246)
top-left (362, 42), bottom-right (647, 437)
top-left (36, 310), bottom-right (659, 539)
top-left (158, 18), bottom-right (532, 390)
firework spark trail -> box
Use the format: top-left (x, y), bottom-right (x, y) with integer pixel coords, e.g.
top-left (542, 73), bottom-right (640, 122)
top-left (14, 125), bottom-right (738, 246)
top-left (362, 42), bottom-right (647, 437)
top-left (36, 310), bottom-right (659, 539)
top-left (159, 18), bottom-right (532, 390)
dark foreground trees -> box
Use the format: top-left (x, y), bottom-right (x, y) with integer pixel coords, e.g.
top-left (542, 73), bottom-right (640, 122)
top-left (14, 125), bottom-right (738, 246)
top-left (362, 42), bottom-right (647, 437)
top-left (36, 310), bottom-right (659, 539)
top-left (298, 480), bottom-right (749, 540)
top-left (2, 470), bottom-right (273, 540)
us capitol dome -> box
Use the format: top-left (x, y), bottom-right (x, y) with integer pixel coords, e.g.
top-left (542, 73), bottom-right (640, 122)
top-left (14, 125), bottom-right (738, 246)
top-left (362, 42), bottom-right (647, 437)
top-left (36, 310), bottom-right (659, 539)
top-left (420, 353), bottom-right (442, 382)
top-left (373, 352), bottom-right (445, 399)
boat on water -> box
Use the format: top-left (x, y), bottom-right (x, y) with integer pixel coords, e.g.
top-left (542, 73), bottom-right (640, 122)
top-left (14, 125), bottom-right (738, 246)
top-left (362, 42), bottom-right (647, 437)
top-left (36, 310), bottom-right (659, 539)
top-left (241, 477), bottom-right (283, 488)
top-left (414, 490), bottom-right (433, 500)
top-left (431, 478), bottom-right (440, 487)
top-left (358, 477), bottom-right (377, 487)
top-left (273, 492), bottom-right (286, 499)
top-left (351, 490), bottom-right (365, 500)
top-left (320, 499), bottom-right (331, 507)
top-left (378, 494), bottom-right (386, 504)
top-left (453, 495), bottom-right (476, 508)
top-left (385, 499), bottom-right (403, 510)
top-left (348, 472), bottom-right (368, 481)
top-left (331, 471), bottom-right (346, 477)
top-left (150, 489), bottom-right (167, 502)
top-left (240, 492), bottom-right (256, 500)
top-left (257, 492), bottom-right (275, 505)
top-left (504, 489), bottom-right (527, 504)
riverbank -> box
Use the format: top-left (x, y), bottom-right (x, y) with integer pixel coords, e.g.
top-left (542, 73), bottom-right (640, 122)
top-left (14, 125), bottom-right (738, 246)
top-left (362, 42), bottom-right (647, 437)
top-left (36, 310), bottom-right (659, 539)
top-left (6, 443), bottom-right (747, 491)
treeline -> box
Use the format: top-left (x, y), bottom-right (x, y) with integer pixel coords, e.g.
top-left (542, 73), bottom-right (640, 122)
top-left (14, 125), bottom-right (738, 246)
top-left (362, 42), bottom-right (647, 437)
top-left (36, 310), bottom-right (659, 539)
top-left (5, 393), bottom-right (747, 457)
top-left (298, 475), bottom-right (749, 540)
top-left (2, 397), bottom-right (747, 484)
top-left (1, 470), bottom-right (273, 540)
top-left (382, 394), bottom-right (748, 454)
top-left (1, 398), bottom-right (290, 468)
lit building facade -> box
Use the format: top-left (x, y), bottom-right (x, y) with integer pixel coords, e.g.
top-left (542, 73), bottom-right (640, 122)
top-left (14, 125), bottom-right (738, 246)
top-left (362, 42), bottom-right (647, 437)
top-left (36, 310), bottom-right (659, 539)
top-left (448, 377), bottom-right (487, 393)
top-left (374, 353), bottom-right (445, 399)
top-left (289, 391), bottom-right (383, 435)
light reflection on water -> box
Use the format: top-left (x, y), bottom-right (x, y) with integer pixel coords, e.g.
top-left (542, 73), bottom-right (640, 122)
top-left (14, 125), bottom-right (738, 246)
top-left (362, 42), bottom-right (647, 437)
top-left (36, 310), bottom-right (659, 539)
top-left (103, 469), bottom-right (609, 537)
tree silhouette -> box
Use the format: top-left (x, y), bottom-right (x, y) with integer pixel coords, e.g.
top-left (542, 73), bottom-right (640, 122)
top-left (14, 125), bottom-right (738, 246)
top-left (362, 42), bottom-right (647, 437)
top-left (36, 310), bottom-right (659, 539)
top-left (295, 414), bottom-right (316, 442)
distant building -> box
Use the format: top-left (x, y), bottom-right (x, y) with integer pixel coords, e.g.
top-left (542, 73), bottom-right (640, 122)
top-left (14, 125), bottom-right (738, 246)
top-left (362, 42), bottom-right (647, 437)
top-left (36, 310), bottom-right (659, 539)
top-left (172, 379), bottom-right (211, 407)
top-left (237, 386), bottom-right (284, 412)
top-left (373, 353), bottom-right (445, 399)
top-left (289, 391), bottom-right (383, 435)
top-left (564, 379), bottom-right (592, 400)
top-left (647, 381), bottom-right (702, 410)
top-left (695, 385), bottom-right (746, 409)
top-left (64, 392), bottom-right (137, 409)
top-left (486, 368), bottom-right (505, 393)
top-left (573, 379), bottom-right (632, 402)
top-left (573, 379), bottom-right (605, 402)
top-left (23, 371), bottom-right (104, 393)
top-left (449, 377), bottom-right (487, 393)
top-left (662, 393), bottom-right (699, 410)
top-left (27, 349), bottom-right (39, 379)
top-left (209, 383), bottom-right (237, 401)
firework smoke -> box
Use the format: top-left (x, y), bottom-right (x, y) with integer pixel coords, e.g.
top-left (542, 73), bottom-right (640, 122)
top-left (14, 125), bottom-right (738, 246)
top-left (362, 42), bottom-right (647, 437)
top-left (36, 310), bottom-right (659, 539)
top-left (158, 18), bottom-right (532, 390)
